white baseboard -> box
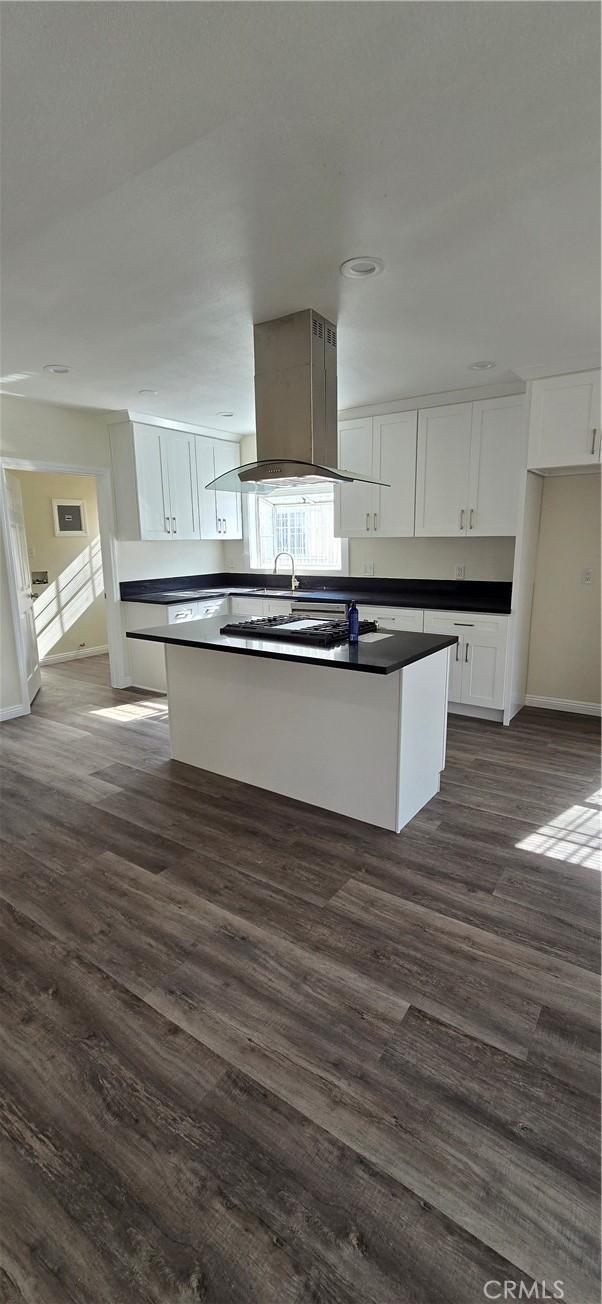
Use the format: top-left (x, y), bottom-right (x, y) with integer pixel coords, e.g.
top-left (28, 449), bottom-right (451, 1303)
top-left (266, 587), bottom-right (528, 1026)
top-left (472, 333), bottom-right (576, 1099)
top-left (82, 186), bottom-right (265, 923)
top-left (0, 703), bottom-right (28, 722)
top-left (41, 644), bottom-right (108, 666)
top-left (525, 694), bottom-right (602, 717)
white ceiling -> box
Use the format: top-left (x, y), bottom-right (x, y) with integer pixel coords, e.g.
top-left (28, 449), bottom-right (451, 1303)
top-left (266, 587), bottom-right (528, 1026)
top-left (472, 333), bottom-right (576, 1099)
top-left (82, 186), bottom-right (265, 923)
top-left (1, 2), bottom-right (599, 433)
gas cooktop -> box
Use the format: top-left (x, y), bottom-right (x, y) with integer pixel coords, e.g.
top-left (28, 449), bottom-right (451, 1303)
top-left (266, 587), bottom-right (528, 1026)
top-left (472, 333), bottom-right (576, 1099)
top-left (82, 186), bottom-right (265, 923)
top-left (220, 614), bottom-right (378, 647)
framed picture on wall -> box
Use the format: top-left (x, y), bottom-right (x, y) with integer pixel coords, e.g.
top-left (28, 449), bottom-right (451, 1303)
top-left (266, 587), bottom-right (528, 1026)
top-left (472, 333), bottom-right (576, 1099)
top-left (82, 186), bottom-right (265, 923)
top-left (52, 499), bottom-right (88, 537)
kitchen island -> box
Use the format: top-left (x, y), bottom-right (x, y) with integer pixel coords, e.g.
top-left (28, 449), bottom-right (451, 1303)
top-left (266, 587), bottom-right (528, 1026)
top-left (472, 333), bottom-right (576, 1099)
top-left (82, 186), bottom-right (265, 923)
top-left (127, 618), bottom-right (457, 832)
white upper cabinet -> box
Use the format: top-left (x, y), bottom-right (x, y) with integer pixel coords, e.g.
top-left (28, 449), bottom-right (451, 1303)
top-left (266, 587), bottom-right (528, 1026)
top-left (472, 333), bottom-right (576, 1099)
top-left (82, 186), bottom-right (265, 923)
top-left (468, 396), bottom-right (526, 536)
top-left (415, 404), bottom-right (473, 536)
top-left (164, 431), bottom-right (198, 540)
top-left (195, 437), bottom-right (242, 540)
top-left (416, 397), bottom-right (526, 537)
top-left (213, 440), bottom-right (242, 538)
top-left (109, 419), bottom-right (241, 541)
top-left (527, 370), bottom-right (601, 470)
top-left (373, 412), bottom-right (417, 536)
top-left (335, 418), bottom-right (375, 537)
top-left (132, 424), bottom-right (172, 539)
top-left (334, 412), bottom-right (417, 538)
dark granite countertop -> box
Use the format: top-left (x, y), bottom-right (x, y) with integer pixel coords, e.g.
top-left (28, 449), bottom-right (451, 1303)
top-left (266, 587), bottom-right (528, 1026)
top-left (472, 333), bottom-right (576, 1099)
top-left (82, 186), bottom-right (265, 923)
top-left (120, 572), bottom-right (512, 615)
top-left (127, 616), bottom-right (458, 675)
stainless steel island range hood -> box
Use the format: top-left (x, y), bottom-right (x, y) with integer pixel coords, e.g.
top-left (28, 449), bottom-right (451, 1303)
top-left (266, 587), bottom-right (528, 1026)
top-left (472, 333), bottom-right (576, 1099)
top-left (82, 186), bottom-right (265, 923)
top-left (206, 308), bottom-right (388, 494)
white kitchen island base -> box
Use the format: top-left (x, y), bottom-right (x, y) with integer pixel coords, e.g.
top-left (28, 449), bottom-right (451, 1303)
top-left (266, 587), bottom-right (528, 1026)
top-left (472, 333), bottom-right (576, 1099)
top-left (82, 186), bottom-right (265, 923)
top-left (165, 642), bottom-right (450, 833)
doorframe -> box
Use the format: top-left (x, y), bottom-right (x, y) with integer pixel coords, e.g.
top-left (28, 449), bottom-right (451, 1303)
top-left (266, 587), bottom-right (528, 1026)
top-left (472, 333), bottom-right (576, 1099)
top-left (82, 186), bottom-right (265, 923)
top-left (0, 457), bottom-right (129, 719)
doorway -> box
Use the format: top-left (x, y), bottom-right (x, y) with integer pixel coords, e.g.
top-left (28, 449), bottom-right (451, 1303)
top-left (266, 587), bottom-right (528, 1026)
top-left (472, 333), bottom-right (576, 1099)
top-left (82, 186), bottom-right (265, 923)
top-left (6, 469), bottom-right (108, 702)
top-left (1, 457), bottom-right (127, 719)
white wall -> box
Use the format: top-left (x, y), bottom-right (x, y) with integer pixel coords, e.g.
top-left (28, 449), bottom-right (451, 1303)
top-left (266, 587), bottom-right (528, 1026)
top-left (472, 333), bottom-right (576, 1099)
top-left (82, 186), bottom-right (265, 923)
top-left (527, 474), bottom-right (601, 707)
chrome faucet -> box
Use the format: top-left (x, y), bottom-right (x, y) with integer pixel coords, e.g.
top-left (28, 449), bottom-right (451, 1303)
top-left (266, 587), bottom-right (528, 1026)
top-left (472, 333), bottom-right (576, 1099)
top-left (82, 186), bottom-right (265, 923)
top-left (273, 551), bottom-right (299, 590)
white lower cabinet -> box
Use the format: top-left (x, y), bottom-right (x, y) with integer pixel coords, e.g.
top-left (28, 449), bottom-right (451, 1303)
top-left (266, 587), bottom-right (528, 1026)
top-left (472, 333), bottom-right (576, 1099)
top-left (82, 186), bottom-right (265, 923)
top-left (423, 610), bottom-right (508, 710)
top-left (125, 597), bottom-right (227, 692)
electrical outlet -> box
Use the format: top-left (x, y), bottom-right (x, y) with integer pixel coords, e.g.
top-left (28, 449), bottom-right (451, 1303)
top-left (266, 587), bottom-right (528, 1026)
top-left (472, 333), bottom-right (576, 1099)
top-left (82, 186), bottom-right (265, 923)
top-left (581, 567), bottom-right (593, 586)
top-left (455, 564), bottom-right (465, 580)
top-left (363, 561), bottom-right (375, 576)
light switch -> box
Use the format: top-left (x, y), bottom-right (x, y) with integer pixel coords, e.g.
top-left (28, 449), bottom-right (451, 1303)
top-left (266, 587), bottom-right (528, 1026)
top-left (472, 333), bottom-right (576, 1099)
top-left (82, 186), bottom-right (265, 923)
top-left (581, 567), bottom-right (593, 586)
top-left (455, 564), bottom-right (465, 580)
top-left (363, 561), bottom-right (375, 576)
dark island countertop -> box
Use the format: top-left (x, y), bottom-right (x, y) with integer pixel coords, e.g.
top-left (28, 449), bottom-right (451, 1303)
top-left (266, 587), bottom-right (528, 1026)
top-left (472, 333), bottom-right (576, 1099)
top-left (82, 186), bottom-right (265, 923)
top-left (120, 572), bottom-right (512, 615)
top-left (127, 616), bottom-right (458, 675)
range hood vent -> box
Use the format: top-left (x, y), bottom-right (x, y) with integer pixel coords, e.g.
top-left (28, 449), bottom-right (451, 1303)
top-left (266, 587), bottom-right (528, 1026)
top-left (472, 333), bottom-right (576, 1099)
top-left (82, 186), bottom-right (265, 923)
top-left (206, 308), bottom-right (388, 495)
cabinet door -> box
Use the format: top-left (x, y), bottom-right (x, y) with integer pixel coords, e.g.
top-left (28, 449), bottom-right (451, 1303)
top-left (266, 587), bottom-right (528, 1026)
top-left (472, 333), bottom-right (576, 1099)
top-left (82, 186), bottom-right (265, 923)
top-left (415, 404), bottom-right (472, 536)
top-left (166, 432), bottom-right (199, 540)
top-left (373, 412), bottom-right (417, 537)
top-left (468, 397), bottom-right (526, 535)
top-left (461, 623), bottom-right (507, 709)
top-left (423, 613), bottom-right (463, 702)
top-left (213, 441), bottom-right (242, 538)
top-left (334, 419), bottom-right (375, 537)
top-left (195, 437), bottom-right (220, 540)
top-left (528, 371), bottom-right (601, 468)
top-left (132, 425), bottom-right (171, 539)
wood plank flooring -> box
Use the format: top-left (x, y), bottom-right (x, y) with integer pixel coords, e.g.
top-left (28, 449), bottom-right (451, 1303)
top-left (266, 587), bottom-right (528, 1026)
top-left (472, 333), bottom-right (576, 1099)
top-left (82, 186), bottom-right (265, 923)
top-left (0, 655), bottom-right (599, 1303)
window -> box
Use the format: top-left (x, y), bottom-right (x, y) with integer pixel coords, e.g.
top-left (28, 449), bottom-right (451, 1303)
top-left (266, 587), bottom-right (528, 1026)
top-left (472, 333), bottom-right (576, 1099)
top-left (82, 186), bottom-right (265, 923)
top-left (248, 487), bottom-right (342, 571)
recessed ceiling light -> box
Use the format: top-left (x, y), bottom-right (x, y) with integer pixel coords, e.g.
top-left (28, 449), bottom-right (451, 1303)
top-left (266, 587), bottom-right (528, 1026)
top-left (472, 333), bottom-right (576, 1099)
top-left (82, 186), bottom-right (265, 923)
top-left (0, 372), bottom-right (32, 384)
top-left (139, 388), bottom-right (158, 396)
top-left (469, 360), bottom-right (496, 371)
top-left (43, 363), bottom-right (70, 374)
top-left (340, 256), bottom-right (384, 279)
top-left (217, 410), bottom-right (234, 418)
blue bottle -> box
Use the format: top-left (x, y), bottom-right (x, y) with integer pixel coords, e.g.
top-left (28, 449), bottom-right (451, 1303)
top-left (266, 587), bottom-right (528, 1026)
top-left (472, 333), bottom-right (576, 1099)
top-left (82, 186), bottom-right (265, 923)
top-left (347, 601), bottom-right (359, 644)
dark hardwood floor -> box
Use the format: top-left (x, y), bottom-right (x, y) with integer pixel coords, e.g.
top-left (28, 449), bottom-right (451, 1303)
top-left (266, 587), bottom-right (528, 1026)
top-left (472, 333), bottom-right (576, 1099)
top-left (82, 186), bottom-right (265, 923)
top-left (0, 655), bottom-right (599, 1303)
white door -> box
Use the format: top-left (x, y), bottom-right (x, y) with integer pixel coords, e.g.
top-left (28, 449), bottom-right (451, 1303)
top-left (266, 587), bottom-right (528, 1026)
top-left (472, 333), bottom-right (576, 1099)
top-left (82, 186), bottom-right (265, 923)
top-left (528, 370), bottom-right (601, 468)
top-left (6, 472), bottom-right (41, 703)
top-left (461, 628), bottom-right (507, 709)
top-left (195, 437), bottom-right (220, 540)
top-left (213, 441), bottom-right (242, 538)
top-left (423, 612), bottom-right (463, 702)
top-left (166, 432), bottom-right (198, 540)
top-left (468, 397), bottom-right (527, 535)
top-left (334, 419), bottom-right (374, 537)
top-left (415, 404), bottom-right (472, 536)
top-left (133, 425), bottom-right (171, 539)
top-left (373, 412), bottom-right (417, 537)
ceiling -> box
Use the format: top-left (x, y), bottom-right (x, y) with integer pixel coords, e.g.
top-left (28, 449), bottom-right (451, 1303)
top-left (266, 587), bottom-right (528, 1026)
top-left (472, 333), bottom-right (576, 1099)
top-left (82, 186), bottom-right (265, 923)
top-left (1, 2), bottom-right (600, 434)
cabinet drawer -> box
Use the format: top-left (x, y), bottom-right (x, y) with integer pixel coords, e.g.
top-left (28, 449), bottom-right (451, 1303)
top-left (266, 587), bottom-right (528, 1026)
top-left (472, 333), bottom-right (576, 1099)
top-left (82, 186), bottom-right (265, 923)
top-left (359, 606), bottom-right (424, 632)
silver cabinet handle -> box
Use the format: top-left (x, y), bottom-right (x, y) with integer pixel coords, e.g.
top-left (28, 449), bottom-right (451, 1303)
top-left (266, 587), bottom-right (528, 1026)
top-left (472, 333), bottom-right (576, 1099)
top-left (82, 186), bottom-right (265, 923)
top-left (465, 641), bottom-right (470, 662)
top-left (366, 513), bottom-right (370, 531)
top-left (591, 428), bottom-right (598, 455)
top-left (454, 622), bottom-right (474, 627)
top-left (165, 516), bottom-right (170, 533)
top-left (373, 512), bottom-right (377, 531)
top-left (469, 508), bottom-right (475, 530)
top-left (172, 516), bottom-right (176, 534)
top-left (222, 518), bottom-right (226, 534)
top-left (459, 508), bottom-right (465, 531)
top-left (455, 641), bottom-right (460, 662)
top-left (218, 518), bottom-right (222, 534)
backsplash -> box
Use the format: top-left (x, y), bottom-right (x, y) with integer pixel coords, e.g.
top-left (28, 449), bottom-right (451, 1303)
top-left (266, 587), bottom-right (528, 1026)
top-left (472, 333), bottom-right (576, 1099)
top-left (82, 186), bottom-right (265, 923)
top-left (116, 539), bottom-right (224, 582)
top-left (349, 536), bottom-right (515, 581)
top-left (224, 535), bottom-right (515, 581)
